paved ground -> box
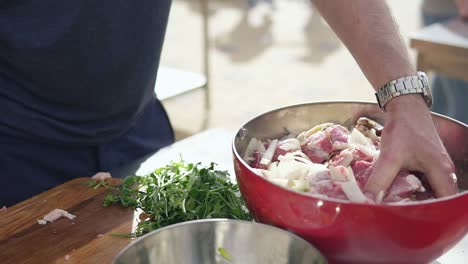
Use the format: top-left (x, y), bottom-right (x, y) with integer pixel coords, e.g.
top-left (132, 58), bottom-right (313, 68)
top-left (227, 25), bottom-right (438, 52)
top-left (159, 0), bottom-right (424, 140)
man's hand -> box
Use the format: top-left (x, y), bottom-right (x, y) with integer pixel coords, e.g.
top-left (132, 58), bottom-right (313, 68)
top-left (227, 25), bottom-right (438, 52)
top-left (312, 1), bottom-right (459, 199)
top-left (364, 95), bottom-right (458, 199)
top-left (455, 0), bottom-right (468, 19)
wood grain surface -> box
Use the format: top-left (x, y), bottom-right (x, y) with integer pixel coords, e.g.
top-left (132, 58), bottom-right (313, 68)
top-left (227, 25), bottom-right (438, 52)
top-left (0, 178), bottom-right (137, 264)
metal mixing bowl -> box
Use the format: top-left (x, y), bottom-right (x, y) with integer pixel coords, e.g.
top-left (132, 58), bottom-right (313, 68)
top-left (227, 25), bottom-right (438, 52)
top-left (232, 101), bottom-right (468, 264)
top-left (113, 219), bottom-right (326, 264)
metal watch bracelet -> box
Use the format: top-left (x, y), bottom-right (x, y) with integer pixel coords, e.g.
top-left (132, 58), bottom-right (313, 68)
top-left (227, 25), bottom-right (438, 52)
top-left (375, 71), bottom-right (432, 110)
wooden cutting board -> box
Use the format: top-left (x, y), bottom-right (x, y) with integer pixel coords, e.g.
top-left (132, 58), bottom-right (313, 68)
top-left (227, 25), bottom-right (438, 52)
top-left (0, 178), bottom-right (137, 264)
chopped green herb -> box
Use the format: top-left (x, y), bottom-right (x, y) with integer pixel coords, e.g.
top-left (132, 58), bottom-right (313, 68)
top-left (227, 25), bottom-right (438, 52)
top-left (103, 160), bottom-right (252, 236)
top-left (217, 247), bottom-right (232, 261)
top-left (82, 180), bottom-right (98, 187)
top-left (82, 180), bottom-right (112, 190)
top-left (109, 233), bottom-right (135, 238)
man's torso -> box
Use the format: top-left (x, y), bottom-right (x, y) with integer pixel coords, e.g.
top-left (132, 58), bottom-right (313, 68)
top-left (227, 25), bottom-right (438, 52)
top-left (0, 0), bottom-right (172, 144)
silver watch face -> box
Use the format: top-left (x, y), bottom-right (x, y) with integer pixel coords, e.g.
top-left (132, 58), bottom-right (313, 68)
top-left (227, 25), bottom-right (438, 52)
top-left (418, 71), bottom-right (433, 107)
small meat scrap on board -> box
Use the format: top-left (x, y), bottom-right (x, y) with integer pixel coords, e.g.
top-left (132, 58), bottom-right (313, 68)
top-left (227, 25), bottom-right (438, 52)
top-left (0, 206), bottom-right (7, 213)
top-left (37, 209), bottom-right (76, 225)
top-left (91, 172), bottom-right (112, 181)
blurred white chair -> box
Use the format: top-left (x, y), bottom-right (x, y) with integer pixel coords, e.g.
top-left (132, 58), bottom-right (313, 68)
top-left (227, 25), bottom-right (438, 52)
top-left (155, 0), bottom-right (211, 130)
top-left (156, 66), bottom-right (207, 102)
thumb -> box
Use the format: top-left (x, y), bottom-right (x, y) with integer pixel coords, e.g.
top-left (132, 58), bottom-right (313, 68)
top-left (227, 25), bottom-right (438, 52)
top-left (364, 152), bottom-right (401, 201)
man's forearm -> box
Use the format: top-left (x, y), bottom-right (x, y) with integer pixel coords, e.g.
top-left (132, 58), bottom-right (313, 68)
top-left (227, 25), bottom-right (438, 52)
top-left (313, 0), bottom-right (415, 90)
top-left (312, 1), bottom-right (458, 198)
top-left (455, 0), bottom-right (468, 18)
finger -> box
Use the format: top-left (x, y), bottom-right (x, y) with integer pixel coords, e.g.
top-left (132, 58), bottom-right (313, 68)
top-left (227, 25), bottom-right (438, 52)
top-left (364, 152), bottom-right (401, 200)
top-left (423, 158), bottom-right (458, 197)
top-left (460, 5), bottom-right (468, 18)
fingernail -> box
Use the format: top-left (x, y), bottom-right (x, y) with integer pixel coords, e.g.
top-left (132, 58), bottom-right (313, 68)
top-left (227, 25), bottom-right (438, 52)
top-left (450, 173), bottom-right (457, 184)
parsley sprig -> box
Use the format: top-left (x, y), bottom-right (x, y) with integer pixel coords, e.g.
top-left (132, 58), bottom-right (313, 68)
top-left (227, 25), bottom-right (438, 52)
top-left (82, 179), bottom-right (112, 190)
top-left (103, 161), bottom-right (252, 236)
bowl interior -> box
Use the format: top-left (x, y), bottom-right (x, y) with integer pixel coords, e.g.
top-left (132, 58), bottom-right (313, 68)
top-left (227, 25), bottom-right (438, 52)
top-left (113, 219), bottom-right (326, 264)
top-left (234, 101), bottom-right (468, 192)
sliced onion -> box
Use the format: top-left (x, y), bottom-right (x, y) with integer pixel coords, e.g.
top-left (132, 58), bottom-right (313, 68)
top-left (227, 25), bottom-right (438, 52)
top-left (278, 138), bottom-right (301, 152)
top-left (349, 129), bottom-right (373, 147)
top-left (252, 168), bottom-right (267, 177)
top-left (329, 166), bottom-right (348, 182)
top-left (269, 178), bottom-right (289, 188)
top-left (345, 166), bottom-right (357, 182)
top-left (288, 179), bottom-right (311, 192)
top-left (260, 139), bottom-right (278, 166)
top-left (340, 181), bottom-right (368, 203)
top-left (270, 152), bottom-right (328, 181)
top-left (333, 141), bottom-right (353, 151)
top-left (297, 123), bottom-right (334, 143)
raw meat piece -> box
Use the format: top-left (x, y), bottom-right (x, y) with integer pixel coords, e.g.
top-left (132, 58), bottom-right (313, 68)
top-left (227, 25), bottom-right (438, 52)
top-left (313, 179), bottom-right (348, 200)
top-left (329, 149), bottom-right (354, 167)
top-left (250, 152), bottom-right (263, 169)
top-left (91, 172), bottom-right (112, 181)
top-left (351, 161), bottom-right (426, 203)
top-left (273, 147), bottom-right (289, 162)
top-left (351, 160), bottom-right (373, 188)
top-left (413, 191), bottom-right (435, 201)
top-left (384, 172), bottom-right (425, 202)
top-left (329, 125), bottom-right (349, 143)
top-left (273, 138), bottom-right (301, 161)
top-left (355, 117), bottom-right (383, 138)
top-left (307, 168), bottom-right (349, 200)
top-left (301, 125), bottom-right (350, 163)
top-left (246, 139), bottom-right (267, 169)
top-left (302, 130), bottom-right (332, 163)
top-left (306, 169), bottom-right (330, 183)
top-left (352, 147), bottom-right (374, 162)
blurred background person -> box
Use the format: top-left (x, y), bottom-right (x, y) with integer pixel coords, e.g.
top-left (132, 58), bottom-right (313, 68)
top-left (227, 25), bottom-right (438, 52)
top-left (421, 0), bottom-right (468, 124)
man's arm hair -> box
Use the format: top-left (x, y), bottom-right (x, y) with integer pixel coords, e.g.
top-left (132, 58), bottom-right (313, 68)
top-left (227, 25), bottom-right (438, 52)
top-left (312, 0), bottom-right (415, 90)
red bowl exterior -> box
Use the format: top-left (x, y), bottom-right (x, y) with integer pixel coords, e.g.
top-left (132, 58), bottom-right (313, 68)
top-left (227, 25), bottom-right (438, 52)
top-left (234, 154), bottom-right (468, 264)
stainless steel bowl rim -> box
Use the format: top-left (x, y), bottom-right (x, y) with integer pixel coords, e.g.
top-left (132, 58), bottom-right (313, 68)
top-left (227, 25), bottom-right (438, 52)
top-left (232, 100), bottom-right (468, 207)
top-left (112, 218), bottom-right (322, 263)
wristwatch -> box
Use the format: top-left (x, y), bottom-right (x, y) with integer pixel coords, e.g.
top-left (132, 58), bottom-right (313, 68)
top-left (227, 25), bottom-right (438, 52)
top-left (375, 71), bottom-right (432, 110)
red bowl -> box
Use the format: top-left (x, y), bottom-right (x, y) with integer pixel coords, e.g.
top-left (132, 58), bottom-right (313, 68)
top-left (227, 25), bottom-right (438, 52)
top-left (232, 102), bottom-right (468, 264)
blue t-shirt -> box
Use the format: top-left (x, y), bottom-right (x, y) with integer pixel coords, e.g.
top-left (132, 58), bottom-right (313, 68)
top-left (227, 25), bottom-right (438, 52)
top-left (0, 0), bottom-right (172, 145)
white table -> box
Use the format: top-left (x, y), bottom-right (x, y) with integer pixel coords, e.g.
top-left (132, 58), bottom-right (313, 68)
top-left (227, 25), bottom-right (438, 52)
top-left (134, 128), bottom-right (468, 264)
